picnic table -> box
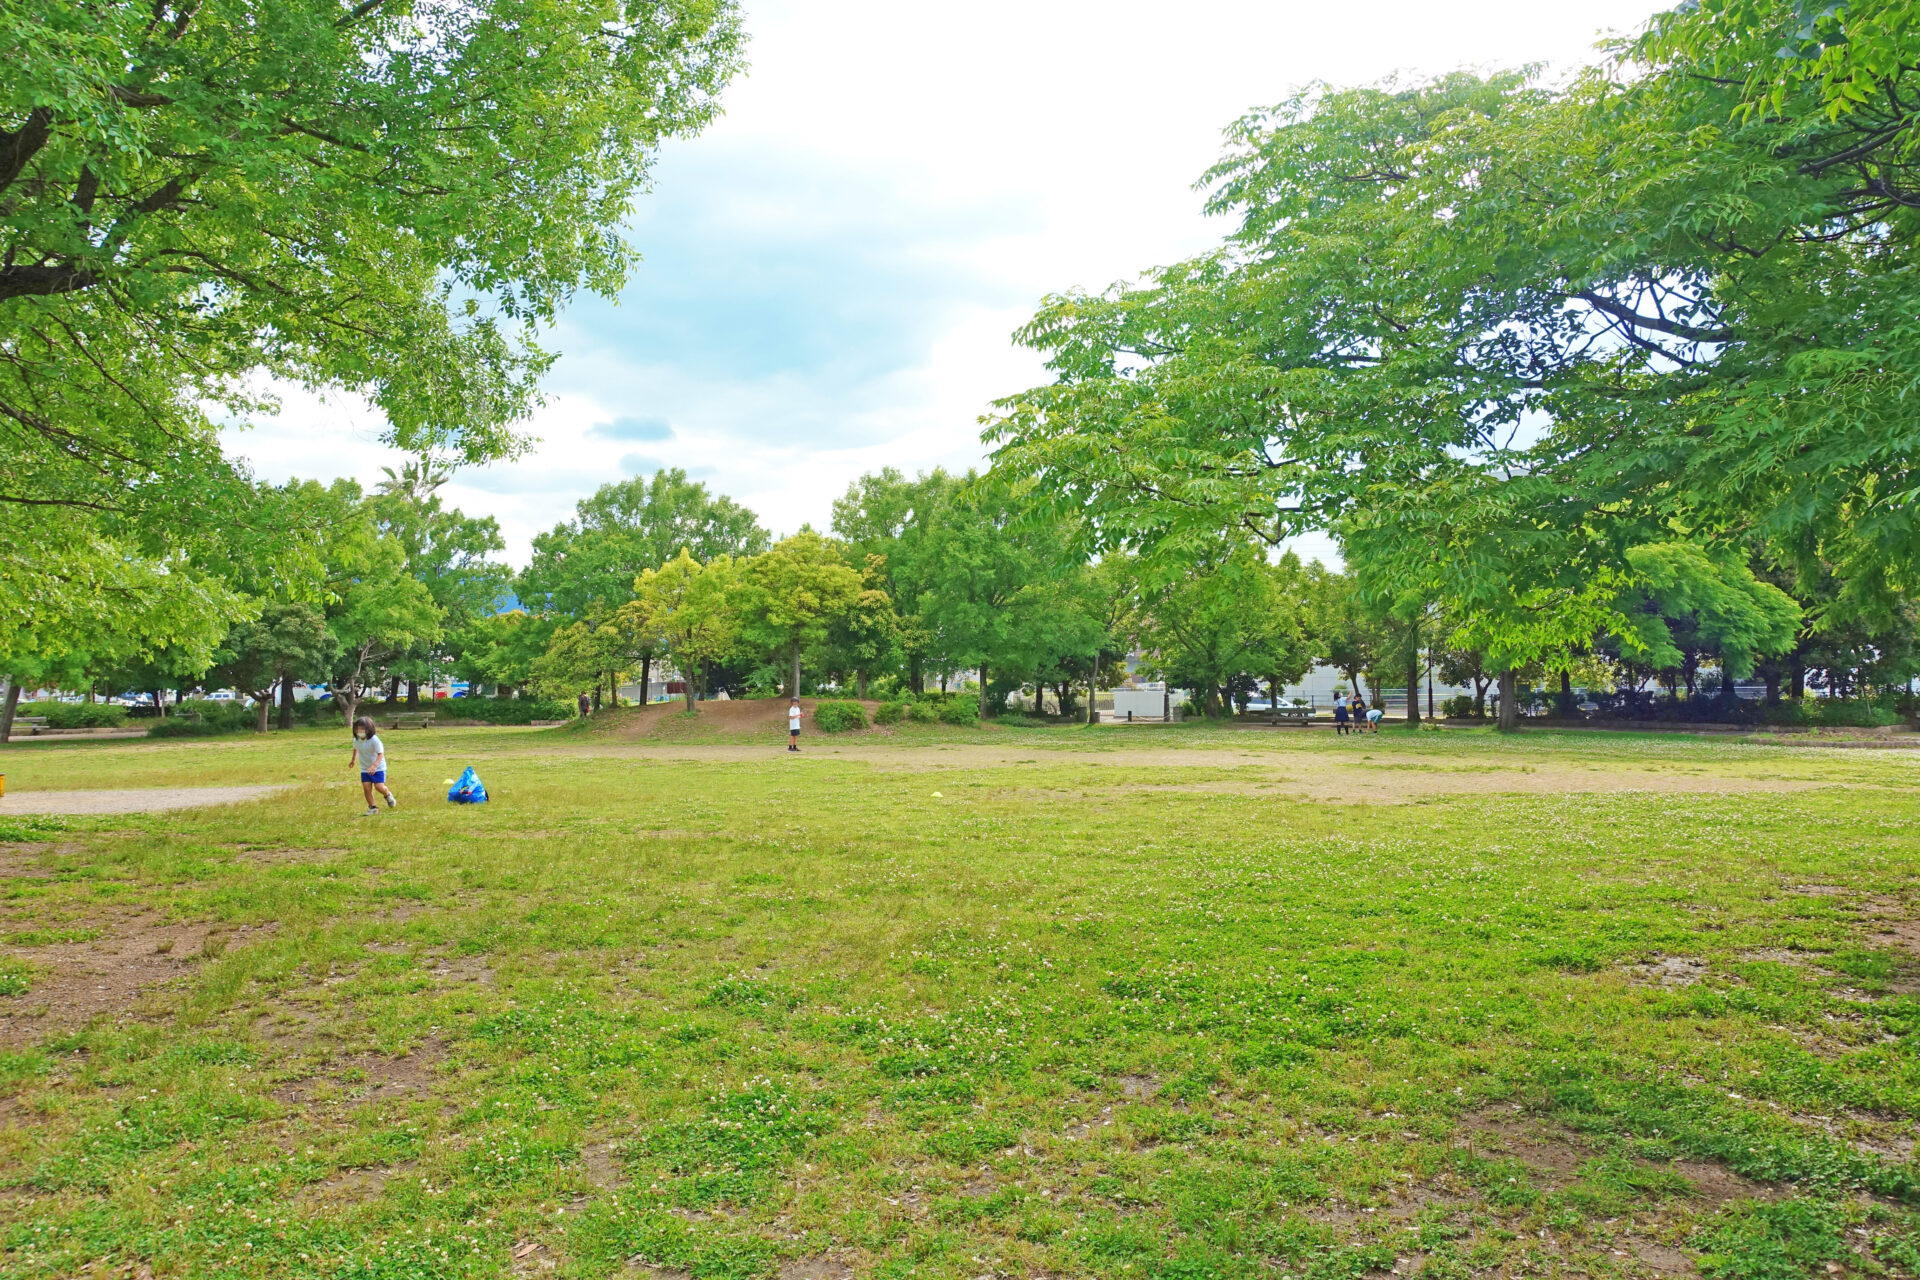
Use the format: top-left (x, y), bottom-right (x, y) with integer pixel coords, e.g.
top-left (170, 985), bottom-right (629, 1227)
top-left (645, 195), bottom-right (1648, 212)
top-left (1235, 706), bottom-right (1316, 726)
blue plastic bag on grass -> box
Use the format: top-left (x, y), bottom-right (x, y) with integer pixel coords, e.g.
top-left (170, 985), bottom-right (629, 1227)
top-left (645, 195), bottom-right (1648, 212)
top-left (447, 766), bottom-right (488, 804)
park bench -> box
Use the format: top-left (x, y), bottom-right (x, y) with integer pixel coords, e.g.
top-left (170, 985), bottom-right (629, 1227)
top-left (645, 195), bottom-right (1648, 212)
top-left (381, 712), bottom-right (436, 730)
top-left (1235, 706), bottom-right (1316, 726)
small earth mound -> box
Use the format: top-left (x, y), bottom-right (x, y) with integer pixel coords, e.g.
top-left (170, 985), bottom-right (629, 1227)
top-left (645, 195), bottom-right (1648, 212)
top-left (585, 697), bottom-right (881, 742)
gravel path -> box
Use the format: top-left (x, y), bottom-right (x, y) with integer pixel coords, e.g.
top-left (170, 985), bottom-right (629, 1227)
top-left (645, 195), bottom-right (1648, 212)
top-left (0, 785), bottom-right (291, 815)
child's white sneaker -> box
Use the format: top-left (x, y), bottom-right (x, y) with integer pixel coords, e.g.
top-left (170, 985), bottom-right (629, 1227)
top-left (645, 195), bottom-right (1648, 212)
top-left (385, 794), bottom-right (398, 809)
top-left (363, 805), bottom-right (378, 816)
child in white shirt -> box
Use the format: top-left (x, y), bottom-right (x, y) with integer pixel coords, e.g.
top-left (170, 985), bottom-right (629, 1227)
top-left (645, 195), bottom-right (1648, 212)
top-left (350, 716), bottom-right (398, 815)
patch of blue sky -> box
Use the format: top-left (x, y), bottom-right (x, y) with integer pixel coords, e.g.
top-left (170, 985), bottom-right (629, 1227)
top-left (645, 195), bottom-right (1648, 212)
top-left (588, 417), bottom-right (675, 442)
top-left (541, 138), bottom-right (1039, 451)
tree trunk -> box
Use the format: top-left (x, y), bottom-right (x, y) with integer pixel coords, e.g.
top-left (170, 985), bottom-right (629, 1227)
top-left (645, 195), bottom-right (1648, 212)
top-left (1764, 667), bottom-right (1781, 704)
top-left (1496, 669), bottom-right (1520, 732)
top-left (1089, 653), bottom-right (1100, 725)
top-left (1790, 657), bottom-right (1806, 699)
top-left (591, 683), bottom-right (602, 711)
top-left (405, 680), bottom-right (419, 708)
top-left (639, 654), bottom-right (652, 705)
top-left (978, 663), bottom-right (991, 719)
top-left (1408, 649), bottom-right (1422, 723)
top-left (856, 669), bottom-right (869, 700)
top-left (684, 667), bottom-right (697, 713)
top-left (789, 640), bottom-right (802, 700)
top-left (909, 654), bottom-right (924, 697)
top-left (608, 672), bottom-right (619, 708)
top-left (337, 690), bottom-right (359, 726)
top-left (152, 688), bottom-right (166, 718)
top-left (0, 682), bottom-right (19, 743)
top-left (1559, 670), bottom-right (1573, 718)
top-left (255, 693), bottom-right (272, 734)
top-left (278, 674), bottom-right (295, 730)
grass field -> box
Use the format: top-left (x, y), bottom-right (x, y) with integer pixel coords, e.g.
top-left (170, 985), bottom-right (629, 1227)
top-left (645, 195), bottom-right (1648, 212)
top-left (1, 716), bottom-right (1918, 1280)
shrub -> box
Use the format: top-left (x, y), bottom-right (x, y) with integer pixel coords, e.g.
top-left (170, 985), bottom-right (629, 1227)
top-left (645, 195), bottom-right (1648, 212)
top-left (1809, 699), bottom-right (1900, 728)
top-left (147, 699), bottom-right (256, 738)
top-left (874, 701), bottom-right (906, 725)
top-left (1758, 698), bottom-right (1812, 727)
top-left (18, 701), bottom-right (128, 729)
top-left (907, 700), bottom-right (939, 724)
top-left (433, 696), bottom-right (573, 725)
top-left (811, 700), bottom-right (868, 733)
top-left (937, 697), bottom-right (978, 726)
top-left (1441, 695), bottom-right (1478, 719)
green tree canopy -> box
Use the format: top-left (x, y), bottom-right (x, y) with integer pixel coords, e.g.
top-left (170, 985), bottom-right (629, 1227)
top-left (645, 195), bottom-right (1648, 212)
top-left (986, 19), bottom-right (1920, 725)
top-left (831, 468), bottom-right (961, 694)
top-left (521, 470), bottom-right (769, 619)
top-left (625, 550), bottom-right (743, 711)
top-left (212, 602), bottom-right (336, 732)
top-left (737, 532), bottom-right (865, 698)
top-left (3, 0), bottom-right (742, 666)
top-left (1136, 546), bottom-right (1317, 716)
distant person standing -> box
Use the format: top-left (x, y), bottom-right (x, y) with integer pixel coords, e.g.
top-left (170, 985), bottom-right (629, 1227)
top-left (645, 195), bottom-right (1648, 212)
top-left (577, 691), bottom-right (591, 718)
top-left (788, 696), bottom-right (803, 752)
top-left (1333, 692), bottom-right (1350, 736)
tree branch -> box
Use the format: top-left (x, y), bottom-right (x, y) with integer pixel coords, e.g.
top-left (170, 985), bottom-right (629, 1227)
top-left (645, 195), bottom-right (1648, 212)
top-left (1573, 290), bottom-right (1736, 343)
top-left (0, 263), bottom-right (98, 301)
top-left (0, 107), bottom-right (52, 197)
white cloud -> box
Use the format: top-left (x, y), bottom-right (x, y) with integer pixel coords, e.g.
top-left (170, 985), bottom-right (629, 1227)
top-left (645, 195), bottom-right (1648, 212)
top-left (226, 0), bottom-right (1673, 565)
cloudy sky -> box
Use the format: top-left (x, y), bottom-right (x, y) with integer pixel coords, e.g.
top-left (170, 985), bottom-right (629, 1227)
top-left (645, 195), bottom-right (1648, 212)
top-left (227, 0), bottom-right (1673, 565)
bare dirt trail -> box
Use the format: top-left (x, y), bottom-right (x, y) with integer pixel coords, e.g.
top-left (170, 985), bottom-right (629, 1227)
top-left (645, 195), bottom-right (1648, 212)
top-left (0, 784), bottom-right (291, 815)
top-left (537, 739), bottom-right (1844, 804)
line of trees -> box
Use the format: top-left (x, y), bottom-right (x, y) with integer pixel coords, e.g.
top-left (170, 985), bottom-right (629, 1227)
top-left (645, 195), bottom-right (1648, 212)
top-left (495, 468), bottom-right (1519, 723)
top-left (6, 443), bottom-right (1909, 740)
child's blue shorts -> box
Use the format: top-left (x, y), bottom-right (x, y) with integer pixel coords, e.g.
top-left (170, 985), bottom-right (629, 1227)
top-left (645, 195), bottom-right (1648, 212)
top-left (361, 770), bottom-right (386, 784)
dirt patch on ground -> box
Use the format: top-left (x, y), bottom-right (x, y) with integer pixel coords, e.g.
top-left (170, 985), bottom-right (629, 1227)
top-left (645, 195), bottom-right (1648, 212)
top-left (1124, 767), bottom-right (1822, 804)
top-left (1626, 1238), bottom-right (1695, 1276)
top-left (580, 1137), bottom-right (622, 1189)
top-left (0, 842), bottom-right (68, 879)
top-left (236, 845), bottom-right (347, 866)
top-left (0, 912), bottom-right (275, 1048)
top-left (534, 741), bottom-right (1831, 804)
top-left (1457, 1107), bottom-right (1594, 1183)
top-left (1458, 1106), bottom-right (1774, 1209)
top-left (511, 1238), bottom-right (561, 1276)
top-left (777, 1260), bottom-right (856, 1280)
top-left (0, 785), bottom-right (291, 816)
top-left (1627, 957), bottom-right (1710, 988)
top-left (295, 1162), bottom-right (414, 1211)
top-left (274, 1037), bottom-right (443, 1108)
